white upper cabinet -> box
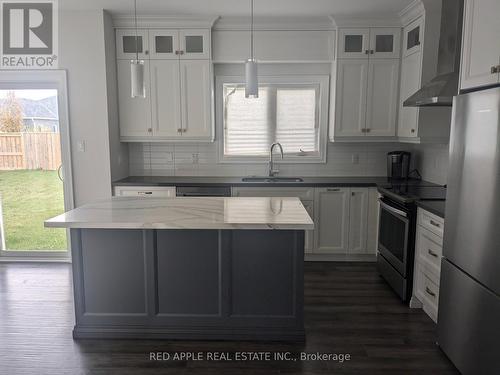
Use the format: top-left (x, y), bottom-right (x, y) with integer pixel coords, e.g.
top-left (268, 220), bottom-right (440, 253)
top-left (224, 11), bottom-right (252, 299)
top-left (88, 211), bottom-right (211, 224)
top-left (369, 28), bottom-right (401, 59)
top-left (116, 29), bottom-right (149, 60)
top-left (402, 17), bottom-right (423, 57)
top-left (331, 26), bottom-right (401, 141)
top-left (398, 51), bottom-right (421, 138)
top-left (179, 60), bottom-right (213, 140)
top-left (150, 60), bottom-right (182, 138)
top-left (460, 0), bottom-right (500, 90)
top-left (365, 59), bottom-right (399, 137)
top-left (149, 30), bottom-right (178, 59)
top-left (334, 59), bottom-right (369, 137)
top-left (338, 29), bottom-right (370, 58)
top-left (179, 29), bottom-right (211, 59)
top-left (116, 27), bottom-right (213, 142)
top-left (117, 60), bottom-right (153, 139)
top-left (338, 28), bottom-right (400, 59)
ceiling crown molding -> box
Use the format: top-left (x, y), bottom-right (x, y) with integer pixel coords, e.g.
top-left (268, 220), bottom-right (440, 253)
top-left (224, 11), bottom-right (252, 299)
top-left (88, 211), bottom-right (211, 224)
top-left (399, 0), bottom-right (424, 26)
top-left (213, 16), bottom-right (335, 31)
top-left (330, 15), bottom-right (402, 27)
top-left (112, 15), bottom-right (220, 28)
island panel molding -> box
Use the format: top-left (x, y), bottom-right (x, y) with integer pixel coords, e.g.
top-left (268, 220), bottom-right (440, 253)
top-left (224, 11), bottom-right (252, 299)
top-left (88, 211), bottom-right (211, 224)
top-left (69, 228), bottom-right (305, 341)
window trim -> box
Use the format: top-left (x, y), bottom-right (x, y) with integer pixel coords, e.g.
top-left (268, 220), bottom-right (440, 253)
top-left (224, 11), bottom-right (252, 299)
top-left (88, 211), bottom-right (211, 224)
top-left (215, 75), bottom-right (330, 164)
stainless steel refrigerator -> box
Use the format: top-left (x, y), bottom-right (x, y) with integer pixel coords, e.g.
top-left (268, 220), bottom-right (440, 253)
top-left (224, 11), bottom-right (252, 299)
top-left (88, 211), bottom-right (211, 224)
top-left (438, 85), bottom-right (500, 375)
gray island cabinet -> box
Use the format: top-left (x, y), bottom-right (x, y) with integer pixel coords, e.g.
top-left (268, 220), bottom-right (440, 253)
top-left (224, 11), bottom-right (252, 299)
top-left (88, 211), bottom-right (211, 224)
top-left (45, 196), bottom-right (313, 341)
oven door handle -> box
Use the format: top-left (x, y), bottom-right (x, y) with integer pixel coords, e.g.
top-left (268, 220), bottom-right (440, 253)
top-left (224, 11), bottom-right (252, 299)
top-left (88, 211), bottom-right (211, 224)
top-left (379, 200), bottom-right (408, 218)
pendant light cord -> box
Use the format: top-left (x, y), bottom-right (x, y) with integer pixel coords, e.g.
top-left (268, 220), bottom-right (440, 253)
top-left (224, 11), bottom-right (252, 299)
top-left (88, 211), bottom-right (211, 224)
top-left (250, 0), bottom-right (254, 60)
top-left (134, 0), bottom-right (139, 62)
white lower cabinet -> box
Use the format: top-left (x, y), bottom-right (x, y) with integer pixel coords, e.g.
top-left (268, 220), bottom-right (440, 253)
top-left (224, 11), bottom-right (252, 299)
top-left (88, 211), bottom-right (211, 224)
top-left (314, 188), bottom-right (350, 254)
top-left (347, 188), bottom-right (368, 254)
top-left (232, 186), bottom-right (377, 258)
top-left (412, 208), bottom-right (445, 323)
top-left (313, 187), bottom-right (377, 256)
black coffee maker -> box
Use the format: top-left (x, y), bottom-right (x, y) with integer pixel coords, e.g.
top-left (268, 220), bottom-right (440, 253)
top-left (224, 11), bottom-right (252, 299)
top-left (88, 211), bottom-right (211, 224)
top-left (387, 151), bottom-right (411, 180)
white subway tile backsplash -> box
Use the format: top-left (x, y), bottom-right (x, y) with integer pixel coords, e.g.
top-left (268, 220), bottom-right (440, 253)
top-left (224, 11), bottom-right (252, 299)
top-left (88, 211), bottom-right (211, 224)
top-left (128, 142), bottom-right (410, 177)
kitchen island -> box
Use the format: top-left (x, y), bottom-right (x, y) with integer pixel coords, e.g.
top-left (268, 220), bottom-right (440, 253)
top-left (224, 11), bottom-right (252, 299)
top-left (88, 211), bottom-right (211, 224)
top-left (45, 196), bottom-right (313, 341)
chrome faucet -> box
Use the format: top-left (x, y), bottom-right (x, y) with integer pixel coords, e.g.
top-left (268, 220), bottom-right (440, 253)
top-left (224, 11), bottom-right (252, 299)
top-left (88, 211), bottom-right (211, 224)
top-left (269, 142), bottom-right (284, 177)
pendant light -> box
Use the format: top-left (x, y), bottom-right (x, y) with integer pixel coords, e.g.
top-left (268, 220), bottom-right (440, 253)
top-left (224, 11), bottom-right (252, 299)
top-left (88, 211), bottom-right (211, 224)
top-left (130, 0), bottom-right (145, 98)
top-left (245, 0), bottom-right (258, 98)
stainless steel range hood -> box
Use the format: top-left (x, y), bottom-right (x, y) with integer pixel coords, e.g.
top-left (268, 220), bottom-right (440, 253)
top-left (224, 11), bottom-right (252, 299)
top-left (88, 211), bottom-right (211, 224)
top-left (403, 0), bottom-right (464, 107)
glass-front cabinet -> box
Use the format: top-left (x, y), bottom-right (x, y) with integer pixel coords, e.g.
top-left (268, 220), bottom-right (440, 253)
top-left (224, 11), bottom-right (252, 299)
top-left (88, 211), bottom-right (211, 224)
top-left (369, 28), bottom-right (401, 59)
top-left (179, 29), bottom-right (211, 59)
top-left (403, 18), bottom-right (423, 57)
top-left (149, 30), bottom-right (178, 59)
top-left (338, 29), bottom-right (370, 58)
top-left (116, 29), bottom-right (211, 60)
top-left (338, 28), bottom-right (401, 59)
top-left (116, 29), bottom-right (149, 60)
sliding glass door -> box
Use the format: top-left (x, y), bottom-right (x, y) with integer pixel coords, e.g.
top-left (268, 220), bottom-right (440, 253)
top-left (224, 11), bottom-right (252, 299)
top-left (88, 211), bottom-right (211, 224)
top-left (0, 71), bottom-right (73, 260)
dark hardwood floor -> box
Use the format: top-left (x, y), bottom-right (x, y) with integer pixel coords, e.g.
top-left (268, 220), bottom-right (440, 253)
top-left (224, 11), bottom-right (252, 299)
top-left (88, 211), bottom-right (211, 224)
top-left (0, 262), bottom-right (458, 375)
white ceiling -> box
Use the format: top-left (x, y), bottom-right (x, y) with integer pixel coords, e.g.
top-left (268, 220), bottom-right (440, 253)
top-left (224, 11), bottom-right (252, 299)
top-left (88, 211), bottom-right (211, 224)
top-left (59, 0), bottom-right (415, 18)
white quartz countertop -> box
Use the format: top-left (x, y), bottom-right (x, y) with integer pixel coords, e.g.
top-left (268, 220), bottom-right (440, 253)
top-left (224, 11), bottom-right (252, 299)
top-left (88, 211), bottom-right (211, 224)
top-left (44, 196), bottom-right (314, 230)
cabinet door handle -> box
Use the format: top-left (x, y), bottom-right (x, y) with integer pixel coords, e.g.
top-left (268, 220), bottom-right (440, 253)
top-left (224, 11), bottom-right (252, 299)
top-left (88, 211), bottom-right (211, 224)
top-left (351, 192), bottom-right (355, 196)
top-left (147, 128), bottom-right (152, 133)
top-left (491, 65), bottom-right (500, 74)
top-left (429, 220), bottom-right (441, 228)
top-left (177, 128), bottom-right (182, 133)
top-left (428, 249), bottom-right (438, 258)
top-left (411, 129), bottom-right (416, 133)
top-left (327, 188), bottom-right (340, 192)
top-left (365, 50), bottom-right (370, 54)
top-left (138, 191), bottom-right (153, 195)
top-left (370, 49), bottom-right (374, 54)
top-left (366, 128), bottom-right (371, 133)
top-left (425, 287), bottom-right (436, 297)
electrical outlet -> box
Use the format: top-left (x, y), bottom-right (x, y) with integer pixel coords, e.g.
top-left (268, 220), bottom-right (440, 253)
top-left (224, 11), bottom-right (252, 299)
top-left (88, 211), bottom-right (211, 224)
top-left (351, 154), bottom-right (359, 164)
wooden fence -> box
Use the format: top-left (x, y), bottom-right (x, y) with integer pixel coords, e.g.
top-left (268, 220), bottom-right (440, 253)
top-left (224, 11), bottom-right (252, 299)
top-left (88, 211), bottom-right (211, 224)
top-left (0, 132), bottom-right (61, 170)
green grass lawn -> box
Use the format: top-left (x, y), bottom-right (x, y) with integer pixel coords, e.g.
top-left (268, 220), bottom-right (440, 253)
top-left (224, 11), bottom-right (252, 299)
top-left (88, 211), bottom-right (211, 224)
top-left (0, 170), bottom-right (66, 251)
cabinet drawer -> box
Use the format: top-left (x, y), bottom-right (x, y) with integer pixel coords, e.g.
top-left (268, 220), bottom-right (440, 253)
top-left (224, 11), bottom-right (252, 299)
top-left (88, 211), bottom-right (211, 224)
top-left (415, 269), bottom-right (439, 323)
top-left (416, 226), bottom-right (442, 280)
top-left (232, 187), bottom-right (314, 201)
top-left (114, 186), bottom-right (176, 197)
top-left (418, 208), bottom-right (444, 237)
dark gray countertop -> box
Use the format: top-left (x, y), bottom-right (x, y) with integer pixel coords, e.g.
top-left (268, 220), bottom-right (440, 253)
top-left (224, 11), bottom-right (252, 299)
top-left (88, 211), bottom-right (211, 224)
top-left (416, 200), bottom-right (446, 218)
top-left (113, 176), bottom-right (435, 188)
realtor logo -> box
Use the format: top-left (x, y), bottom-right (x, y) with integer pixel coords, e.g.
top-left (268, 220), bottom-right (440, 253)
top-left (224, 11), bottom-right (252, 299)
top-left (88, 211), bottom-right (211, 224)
top-left (0, 0), bottom-right (58, 68)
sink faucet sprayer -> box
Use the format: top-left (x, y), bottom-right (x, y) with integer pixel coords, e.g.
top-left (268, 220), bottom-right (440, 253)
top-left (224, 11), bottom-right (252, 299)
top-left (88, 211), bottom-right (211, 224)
top-left (269, 142), bottom-right (284, 177)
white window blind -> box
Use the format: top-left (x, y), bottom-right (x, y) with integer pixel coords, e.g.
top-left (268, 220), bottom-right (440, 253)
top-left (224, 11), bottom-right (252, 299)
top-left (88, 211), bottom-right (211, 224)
top-left (223, 83), bottom-right (319, 158)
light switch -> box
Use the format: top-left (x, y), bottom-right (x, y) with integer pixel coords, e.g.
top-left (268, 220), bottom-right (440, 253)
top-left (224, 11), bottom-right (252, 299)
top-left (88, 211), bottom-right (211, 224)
top-left (77, 140), bottom-right (86, 152)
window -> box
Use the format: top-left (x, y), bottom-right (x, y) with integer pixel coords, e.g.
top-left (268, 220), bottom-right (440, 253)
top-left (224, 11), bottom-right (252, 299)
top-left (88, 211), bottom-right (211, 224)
top-left (217, 75), bottom-right (329, 163)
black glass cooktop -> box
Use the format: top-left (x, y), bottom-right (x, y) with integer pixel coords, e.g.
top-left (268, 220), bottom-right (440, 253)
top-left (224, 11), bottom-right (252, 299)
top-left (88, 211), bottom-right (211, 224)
top-left (377, 181), bottom-right (447, 203)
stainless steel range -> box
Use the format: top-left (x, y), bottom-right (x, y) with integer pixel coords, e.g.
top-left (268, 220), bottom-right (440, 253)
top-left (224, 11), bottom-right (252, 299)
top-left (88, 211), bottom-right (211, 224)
top-left (376, 183), bottom-right (446, 302)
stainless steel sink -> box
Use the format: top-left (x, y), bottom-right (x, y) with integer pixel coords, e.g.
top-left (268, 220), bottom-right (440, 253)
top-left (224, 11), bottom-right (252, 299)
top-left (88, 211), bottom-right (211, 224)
top-left (242, 177), bottom-right (304, 183)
